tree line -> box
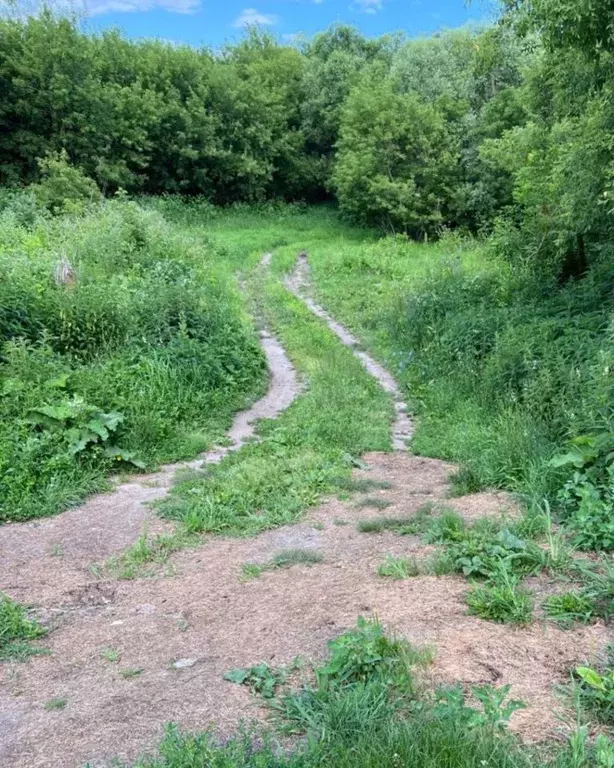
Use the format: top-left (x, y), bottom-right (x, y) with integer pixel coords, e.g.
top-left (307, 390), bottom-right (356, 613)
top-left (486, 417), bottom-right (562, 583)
top-left (1, 1), bottom-right (614, 280)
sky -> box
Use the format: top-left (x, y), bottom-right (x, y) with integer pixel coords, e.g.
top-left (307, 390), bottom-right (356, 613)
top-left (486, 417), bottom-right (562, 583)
top-left (81, 0), bottom-right (498, 49)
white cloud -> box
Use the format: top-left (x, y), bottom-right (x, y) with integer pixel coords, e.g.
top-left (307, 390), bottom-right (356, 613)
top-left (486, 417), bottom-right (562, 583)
top-left (232, 7), bottom-right (278, 27)
top-left (353, 0), bottom-right (383, 13)
top-left (87, 0), bottom-right (199, 15)
top-left (0, 0), bottom-right (200, 16)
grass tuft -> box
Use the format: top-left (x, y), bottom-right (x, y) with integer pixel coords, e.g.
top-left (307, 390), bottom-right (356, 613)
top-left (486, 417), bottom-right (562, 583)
top-left (0, 593), bottom-right (47, 661)
top-left (376, 555), bottom-right (420, 580)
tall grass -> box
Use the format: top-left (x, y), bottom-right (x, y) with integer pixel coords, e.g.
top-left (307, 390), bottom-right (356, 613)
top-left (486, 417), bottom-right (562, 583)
top-left (0, 196), bottom-right (266, 522)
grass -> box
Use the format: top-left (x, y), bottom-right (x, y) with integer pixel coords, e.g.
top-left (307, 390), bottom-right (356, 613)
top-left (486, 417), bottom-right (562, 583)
top-left (0, 198), bottom-right (267, 524)
top-left (358, 504), bottom-right (436, 536)
top-left (120, 667), bottom-right (144, 679)
top-left (155, 263), bottom-right (393, 541)
top-left (127, 615), bottom-right (608, 768)
top-left (543, 592), bottom-right (595, 626)
top-left (0, 593), bottom-right (47, 661)
top-left (241, 549), bottom-right (324, 580)
top-left (355, 496), bottom-right (393, 510)
top-left (44, 697), bottom-right (67, 711)
top-left (100, 647), bottom-right (121, 663)
top-left (465, 575), bottom-right (534, 625)
top-left (376, 555), bottom-right (420, 580)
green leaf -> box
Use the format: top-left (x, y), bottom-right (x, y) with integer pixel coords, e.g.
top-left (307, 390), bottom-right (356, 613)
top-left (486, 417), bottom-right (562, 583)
top-left (224, 667), bottom-right (250, 685)
top-left (69, 429), bottom-right (100, 454)
top-left (576, 666), bottom-right (606, 691)
top-left (86, 419), bottom-right (110, 441)
top-left (28, 403), bottom-right (74, 426)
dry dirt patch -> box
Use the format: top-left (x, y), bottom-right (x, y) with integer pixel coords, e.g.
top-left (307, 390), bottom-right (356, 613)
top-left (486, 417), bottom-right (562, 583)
top-left (0, 452), bottom-right (610, 768)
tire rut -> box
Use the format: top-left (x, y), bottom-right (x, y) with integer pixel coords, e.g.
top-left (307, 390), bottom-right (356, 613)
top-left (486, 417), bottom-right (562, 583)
top-left (284, 251), bottom-right (413, 450)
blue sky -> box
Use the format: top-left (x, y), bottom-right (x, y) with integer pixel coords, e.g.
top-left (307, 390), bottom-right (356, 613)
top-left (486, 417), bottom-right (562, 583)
top-left (83, 0), bottom-right (498, 49)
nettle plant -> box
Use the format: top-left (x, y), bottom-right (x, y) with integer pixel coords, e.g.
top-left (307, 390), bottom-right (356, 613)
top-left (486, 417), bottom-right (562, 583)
top-left (28, 395), bottom-right (144, 467)
top-left (551, 433), bottom-right (614, 551)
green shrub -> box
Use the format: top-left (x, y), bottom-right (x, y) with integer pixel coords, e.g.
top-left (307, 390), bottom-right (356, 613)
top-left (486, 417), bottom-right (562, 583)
top-left (32, 151), bottom-right (102, 215)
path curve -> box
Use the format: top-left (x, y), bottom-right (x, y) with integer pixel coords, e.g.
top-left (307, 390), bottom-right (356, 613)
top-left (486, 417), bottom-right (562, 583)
top-left (0, 320), bottom-right (299, 601)
top-left (284, 252), bottom-right (413, 450)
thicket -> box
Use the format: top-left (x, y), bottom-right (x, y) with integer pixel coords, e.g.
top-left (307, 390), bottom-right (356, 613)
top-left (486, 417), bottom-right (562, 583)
top-left (0, 194), bottom-right (265, 522)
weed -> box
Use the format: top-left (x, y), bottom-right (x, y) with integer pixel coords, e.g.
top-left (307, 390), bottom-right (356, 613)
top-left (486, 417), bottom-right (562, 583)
top-left (0, 593), bottom-right (46, 661)
top-left (423, 510), bottom-right (466, 544)
top-left (270, 550), bottom-right (323, 569)
top-left (465, 572), bottom-right (534, 625)
top-left (240, 550), bottom-right (323, 581)
top-left (120, 667), bottom-right (144, 679)
top-left (224, 663), bottom-right (288, 699)
top-left (543, 592), bottom-right (594, 626)
top-left (107, 528), bottom-right (187, 579)
top-left (358, 510), bottom-right (432, 536)
top-left (376, 555), bottom-right (420, 579)
top-left (422, 549), bottom-right (457, 576)
top-left (449, 466), bottom-right (484, 496)
top-left (333, 477), bottom-right (393, 495)
top-left (240, 563), bottom-right (263, 581)
top-left (100, 648), bottom-right (121, 663)
top-left (574, 665), bottom-right (614, 724)
top-left (355, 497), bottom-right (392, 510)
top-left (44, 698), bottom-right (67, 711)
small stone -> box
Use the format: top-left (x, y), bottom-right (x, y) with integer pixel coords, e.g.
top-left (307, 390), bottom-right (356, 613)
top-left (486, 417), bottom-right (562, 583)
top-left (172, 658), bottom-right (198, 669)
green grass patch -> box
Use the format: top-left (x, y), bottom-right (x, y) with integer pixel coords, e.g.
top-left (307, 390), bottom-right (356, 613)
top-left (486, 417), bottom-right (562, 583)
top-left (376, 555), bottom-right (420, 580)
top-left (0, 593), bottom-right (47, 661)
top-left (120, 667), bottom-right (144, 679)
top-left (156, 270), bottom-right (393, 539)
top-left (465, 575), bottom-right (534, 625)
top-left (354, 496), bottom-right (393, 510)
top-left (44, 697), bottom-right (67, 711)
top-left (241, 549), bottom-right (324, 580)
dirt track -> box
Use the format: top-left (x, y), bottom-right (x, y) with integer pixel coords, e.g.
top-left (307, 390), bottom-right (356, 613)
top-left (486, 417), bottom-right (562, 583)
top-left (0, 255), bottom-right (610, 767)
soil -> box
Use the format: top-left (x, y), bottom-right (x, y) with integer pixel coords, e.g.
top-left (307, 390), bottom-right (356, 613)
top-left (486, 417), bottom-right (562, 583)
top-left (0, 254), bottom-right (610, 768)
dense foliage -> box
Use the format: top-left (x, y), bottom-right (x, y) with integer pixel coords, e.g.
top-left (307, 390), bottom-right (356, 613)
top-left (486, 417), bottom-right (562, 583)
top-left (0, 195), bottom-right (265, 522)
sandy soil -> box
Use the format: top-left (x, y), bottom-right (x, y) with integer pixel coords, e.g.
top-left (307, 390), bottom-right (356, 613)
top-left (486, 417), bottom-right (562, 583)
top-left (1, 254), bottom-right (610, 767)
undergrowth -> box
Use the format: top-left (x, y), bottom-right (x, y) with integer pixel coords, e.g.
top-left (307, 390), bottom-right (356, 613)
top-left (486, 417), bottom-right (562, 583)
top-left (0, 196), bottom-right (266, 522)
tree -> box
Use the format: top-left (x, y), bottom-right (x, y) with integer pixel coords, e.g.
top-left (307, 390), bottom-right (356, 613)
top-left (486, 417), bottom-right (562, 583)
top-left (333, 72), bottom-right (458, 235)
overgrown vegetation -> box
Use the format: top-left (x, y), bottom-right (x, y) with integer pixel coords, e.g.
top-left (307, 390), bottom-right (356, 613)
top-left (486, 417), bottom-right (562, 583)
top-left (155, 267), bottom-right (392, 537)
top-left (0, 195), bottom-right (265, 521)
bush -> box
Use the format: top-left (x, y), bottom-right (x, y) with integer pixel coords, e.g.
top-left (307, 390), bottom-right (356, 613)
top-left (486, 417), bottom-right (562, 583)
top-left (31, 151), bottom-right (102, 215)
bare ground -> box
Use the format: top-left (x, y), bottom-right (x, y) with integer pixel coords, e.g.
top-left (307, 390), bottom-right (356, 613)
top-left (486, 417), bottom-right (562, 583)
top-left (1, 453), bottom-right (610, 768)
top-left (1, 255), bottom-right (611, 767)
